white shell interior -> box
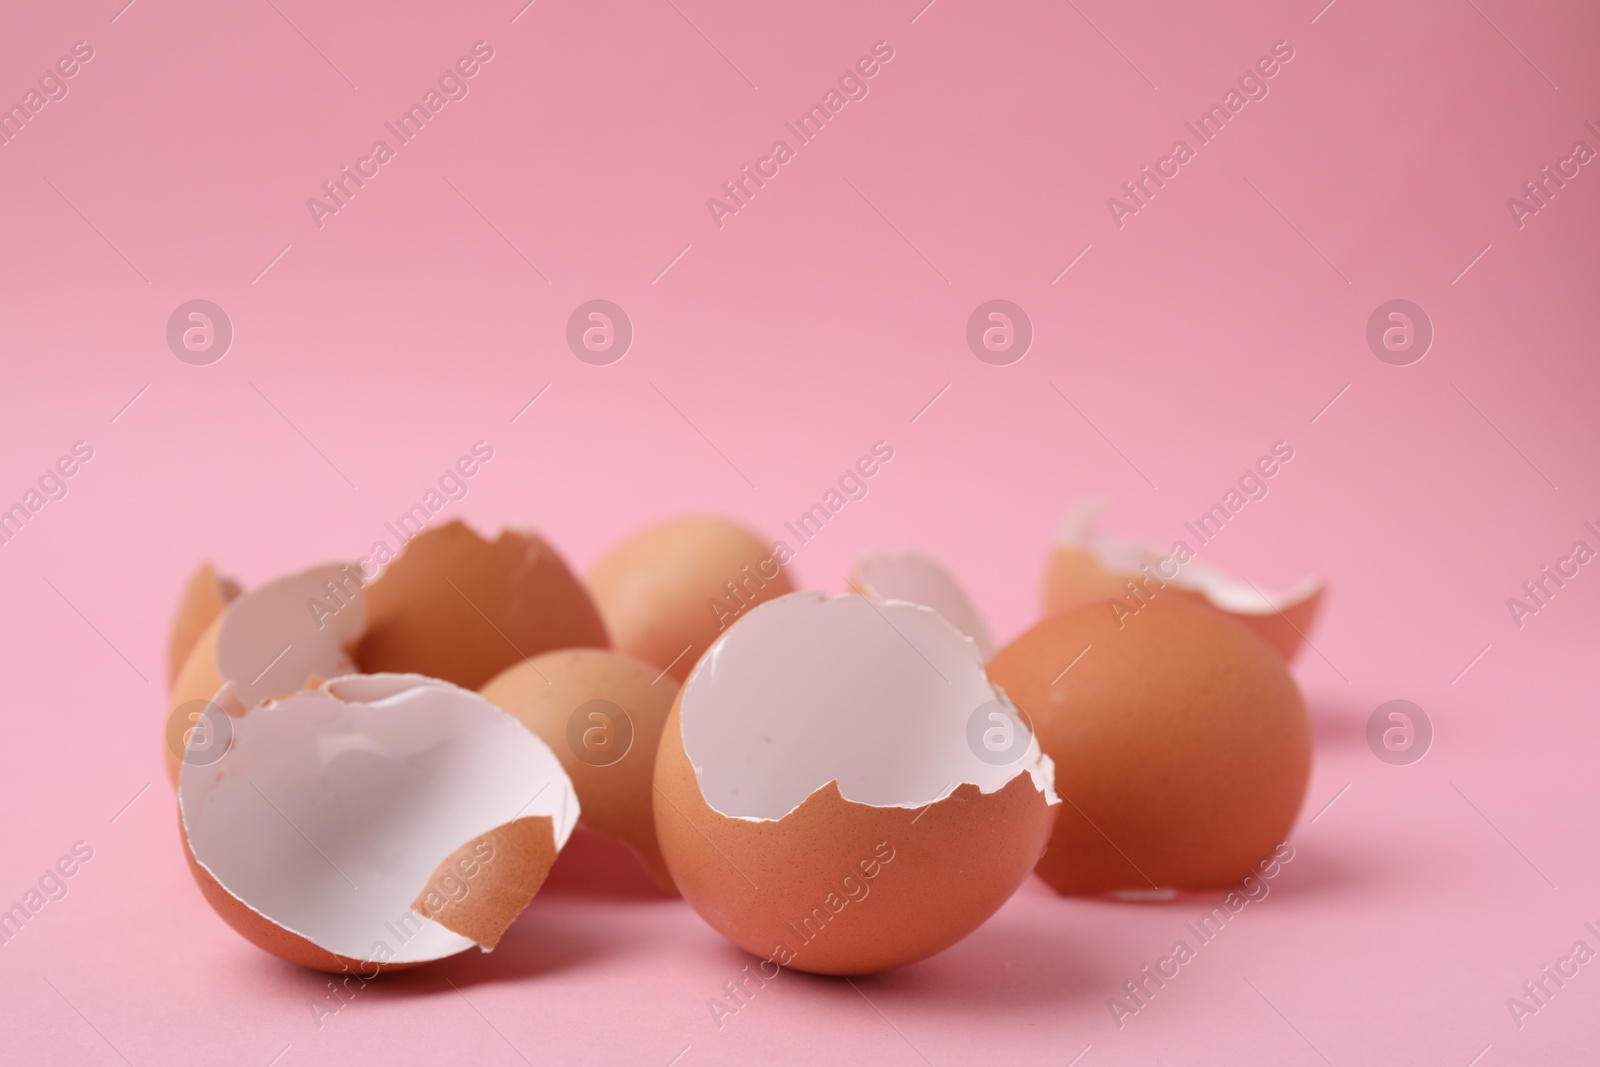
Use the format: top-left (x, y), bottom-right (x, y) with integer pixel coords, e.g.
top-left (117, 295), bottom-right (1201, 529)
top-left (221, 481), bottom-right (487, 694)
top-left (180, 674), bottom-right (579, 964)
top-left (854, 550), bottom-right (996, 659)
top-left (1059, 502), bottom-right (1321, 616)
top-left (681, 592), bottom-right (1057, 821)
top-left (215, 563), bottom-right (365, 708)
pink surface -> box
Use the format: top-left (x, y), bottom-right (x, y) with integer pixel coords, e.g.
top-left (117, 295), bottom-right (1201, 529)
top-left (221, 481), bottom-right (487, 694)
top-left (1, 0), bottom-right (1597, 1062)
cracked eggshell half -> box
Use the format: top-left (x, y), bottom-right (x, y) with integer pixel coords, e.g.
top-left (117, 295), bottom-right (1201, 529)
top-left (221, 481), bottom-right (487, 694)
top-left (179, 674), bottom-right (579, 972)
top-left (167, 562), bottom-right (241, 686)
top-left (166, 562), bottom-right (366, 784)
top-left (1044, 503), bottom-right (1324, 661)
top-left (585, 517), bottom-right (794, 684)
top-left (480, 648), bottom-right (678, 893)
top-left (654, 592), bottom-right (1058, 975)
top-left (851, 550), bottom-right (995, 660)
top-left (355, 521), bottom-right (609, 690)
top-left (988, 598), bottom-right (1311, 896)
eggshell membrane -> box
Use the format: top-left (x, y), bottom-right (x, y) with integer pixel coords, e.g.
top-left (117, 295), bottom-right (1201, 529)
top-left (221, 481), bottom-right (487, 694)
top-left (167, 562), bottom-right (240, 686)
top-left (586, 517), bottom-right (793, 683)
top-left (165, 562), bottom-right (365, 784)
top-left (1043, 504), bottom-right (1324, 661)
top-left (987, 599), bottom-right (1312, 896)
top-left (851, 550), bottom-right (995, 659)
top-left (179, 674), bottom-right (578, 972)
top-left (480, 649), bottom-right (677, 892)
top-left (355, 521), bottom-right (608, 690)
top-left (655, 592), bottom-right (1058, 975)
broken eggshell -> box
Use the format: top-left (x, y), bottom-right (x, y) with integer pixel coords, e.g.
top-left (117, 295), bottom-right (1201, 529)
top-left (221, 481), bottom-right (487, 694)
top-left (1044, 503), bottom-right (1324, 661)
top-left (167, 562), bottom-right (240, 686)
top-left (654, 592), bottom-right (1059, 976)
top-left (167, 522), bottom-right (608, 784)
top-left (178, 673), bottom-right (579, 973)
top-left (585, 517), bottom-right (794, 684)
top-left (480, 648), bottom-right (678, 892)
top-left (166, 561), bottom-right (366, 784)
top-left (355, 520), bottom-right (609, 690)
top-left (851, 550), bottom-right (995, 660)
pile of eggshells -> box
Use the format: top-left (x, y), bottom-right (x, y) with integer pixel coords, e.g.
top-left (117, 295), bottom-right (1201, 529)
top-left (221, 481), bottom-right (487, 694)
top-left (165, 509), bottom-right (1321, 976)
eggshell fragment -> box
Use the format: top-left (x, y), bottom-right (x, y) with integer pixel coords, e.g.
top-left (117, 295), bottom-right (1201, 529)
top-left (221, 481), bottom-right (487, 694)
top-left (166, 562), bottom-right (366, 784)
top-left (167, 562), bottom-right (240, 686)
top-left (586, 517), bottom-right (793, 683)
top-left (987, 599), bottom-right (1311, 896)
top-left (655, 592), bottom-right (1058, 975)
top-left (1044, 503), bottom-right (1324, 660)
top-left (355, 521), bottom-right (608, 690)
top-left (480, 649), bottom-right (677, 892)
top-left (851, 550), bottom-right (995, 659)
top-left (411, 818), bottom-right (560, 948)
top-left (179, 674), bottom-right (579, 972)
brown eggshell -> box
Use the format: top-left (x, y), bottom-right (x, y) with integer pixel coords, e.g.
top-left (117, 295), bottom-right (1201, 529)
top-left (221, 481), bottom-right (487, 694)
top-left (182, 831), bottom-right (417, 975)
top-left (480, 649), bottom-right (677, 892)
top-left (1043, 505), bottom-right (1324, 661)
top-left (1231, 584), bottom-right (1324, 662)
top-left (167, 562), bottom-right (240, 686)
top-left (586, 517), bottom-right (793, 683)
top-left (356, 521), bottom-right (608, 690)
top-left (166, 617), bottom-right (225, 785)
top-left (987, 599), bottom-right (1312, 895)
top-left (656, 717), bottom-right (1054, 974)
top-left (179, 675), bottom-right (579, 972)
top-left (411, 817), bottom-right (558, 950)
top-left (1045, 546), bottom-right (1325, 661)
top-left (164, 563), bottom-right (365, 786)
top-left (184, 816), bottom-right (556, 973)
top-left (1044, 544), bottom-right (1150, 608)
top-left (653, 592), bottom-right (1058, 975)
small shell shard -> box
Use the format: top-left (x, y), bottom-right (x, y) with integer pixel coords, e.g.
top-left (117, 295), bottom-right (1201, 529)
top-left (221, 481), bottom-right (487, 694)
top-left (412, 816), bottom-right (559, 951)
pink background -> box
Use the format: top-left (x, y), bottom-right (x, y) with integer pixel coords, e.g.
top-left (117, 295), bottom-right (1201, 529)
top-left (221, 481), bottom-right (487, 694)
top-left (2, 0), bottom-right (1598, 1062)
